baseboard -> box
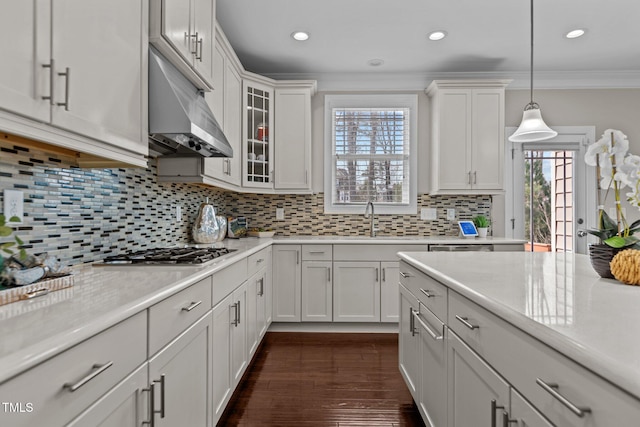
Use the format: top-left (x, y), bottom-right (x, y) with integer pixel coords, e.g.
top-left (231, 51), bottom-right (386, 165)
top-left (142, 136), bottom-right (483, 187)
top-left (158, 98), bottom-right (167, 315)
top-left (267, 322), bottom-right (399, 333)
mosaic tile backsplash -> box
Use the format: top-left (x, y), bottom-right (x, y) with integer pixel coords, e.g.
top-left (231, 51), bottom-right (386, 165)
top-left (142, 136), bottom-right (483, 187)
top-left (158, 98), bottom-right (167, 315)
top-left (0, 138), bottom-right (491, 267)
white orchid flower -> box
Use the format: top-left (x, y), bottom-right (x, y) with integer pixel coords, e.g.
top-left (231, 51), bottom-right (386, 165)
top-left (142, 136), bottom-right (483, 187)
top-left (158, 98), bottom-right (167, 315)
top-left (585, 129), bottom-right (630, 168)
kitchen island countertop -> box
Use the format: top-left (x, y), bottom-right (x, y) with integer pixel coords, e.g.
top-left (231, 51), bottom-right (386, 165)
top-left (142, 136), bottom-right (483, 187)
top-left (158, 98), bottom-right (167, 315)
top-left (398, 251), bottom-right (640, 402)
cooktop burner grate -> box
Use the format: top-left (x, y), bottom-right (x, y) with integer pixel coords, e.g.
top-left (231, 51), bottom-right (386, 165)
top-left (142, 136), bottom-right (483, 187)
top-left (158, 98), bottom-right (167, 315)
top-left (102, 247), bottom-right (237, 265)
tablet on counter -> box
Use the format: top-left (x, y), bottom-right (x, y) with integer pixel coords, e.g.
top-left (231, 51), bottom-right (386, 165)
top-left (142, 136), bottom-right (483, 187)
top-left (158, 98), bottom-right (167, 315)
top-left (458, 220), bottom-right (478, 237)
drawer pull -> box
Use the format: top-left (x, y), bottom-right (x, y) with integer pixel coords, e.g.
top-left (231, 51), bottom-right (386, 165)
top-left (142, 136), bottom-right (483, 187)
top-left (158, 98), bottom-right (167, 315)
top-left (536, 378), bottom-right (591, 418)
top-left (420, 288), bottom-right (436, 298)
top-left (455, 315), bottom-right (479, 330)
top-left (413, 310), bottom-right (443, 340)
top-left (256, 258), bottom-right (265, 263)
top-left (502, 412), bottom-right (517, 426)
top-left (409, 308), bottom-right (417, 337)
top-left (308, 251), bottom-right (326, 254)
top-left (63, 361), bottom-right (113, 392)
top-left (399, 271), bottom-right (412, 278)
top-left (181, 300), bottom-right (202, 312)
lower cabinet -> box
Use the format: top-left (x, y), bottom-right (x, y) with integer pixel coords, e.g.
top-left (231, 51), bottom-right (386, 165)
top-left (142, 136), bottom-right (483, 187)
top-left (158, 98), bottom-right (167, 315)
top-left (272, 245), bottom-right (302, 321)
top-left (148, 312), bottom-right (212, 427)
top-left (399, 284), bottom-right (420, 399)
top-left (230, 282), bottom-right (248, 386)
top-left (448, 331), bottom-right (510, 427)
top-left (301, 260), bottom-right (332, 321)
top-left (212, 293), bottom-right (234, 423)
top-left (380, 261), bottom-right (400, 323)
top-left (333, 261), bottom-right (380, 322)
top-left (67, 363), bottom-right (148, 427)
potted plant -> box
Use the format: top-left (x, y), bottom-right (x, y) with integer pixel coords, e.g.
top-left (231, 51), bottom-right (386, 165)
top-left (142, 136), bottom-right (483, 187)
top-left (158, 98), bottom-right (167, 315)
top-left (473, 215), bottom-right (490, 238)
top-left (584, 129), bottom-right (640, 278)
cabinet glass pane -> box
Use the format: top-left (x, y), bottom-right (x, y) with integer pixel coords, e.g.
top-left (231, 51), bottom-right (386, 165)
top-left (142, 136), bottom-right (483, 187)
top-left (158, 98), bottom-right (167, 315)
top-left (246, 86), bottom-right (270, 183)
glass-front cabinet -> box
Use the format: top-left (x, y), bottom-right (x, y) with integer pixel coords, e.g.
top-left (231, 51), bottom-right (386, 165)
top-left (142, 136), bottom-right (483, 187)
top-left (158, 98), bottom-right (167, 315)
top-left (243, 79), bottom-right (274, 188)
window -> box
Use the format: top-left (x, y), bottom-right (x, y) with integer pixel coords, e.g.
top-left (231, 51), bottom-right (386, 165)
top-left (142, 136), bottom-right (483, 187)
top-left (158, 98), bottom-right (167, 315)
top-left (324, 94), bottom-right (417, 214)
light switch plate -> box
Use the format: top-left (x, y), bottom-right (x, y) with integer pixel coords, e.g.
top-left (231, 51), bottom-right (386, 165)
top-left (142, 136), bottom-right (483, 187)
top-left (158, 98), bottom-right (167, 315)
top-left (446, 208), bottom-right (456, 220)
top-left (276, 208), bottom-right (285, 220)
top-left (421, 208), bottom-right (437, 220)
top-left (175, 204), bottom-right (182, 222)
top-left (3, 189), bottom-right (24, 225)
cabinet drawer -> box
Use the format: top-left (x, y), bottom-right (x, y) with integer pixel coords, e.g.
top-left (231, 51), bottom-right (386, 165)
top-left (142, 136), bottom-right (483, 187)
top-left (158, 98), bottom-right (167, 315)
top-left (212, 259), bottom-right (248, 306)
top-left (399, 261), bottom-right (447, 321)
top-left (248, 247), bottom-right (269, 277)
top-left (334, 244), bottom-right (427, 262)
top-left (0, 312), bottom-right (146, 427)
top-left (301, 245), bottom-right (332, 261)
top-left (448, 290), bottom-right (640, 426)
top-left (149, 276), bottom-right (213, 356)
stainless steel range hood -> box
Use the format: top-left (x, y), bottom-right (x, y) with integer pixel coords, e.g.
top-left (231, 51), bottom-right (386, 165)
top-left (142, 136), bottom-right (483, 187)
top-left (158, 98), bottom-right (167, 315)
top-left (148, 46), bottom-right (233, 158)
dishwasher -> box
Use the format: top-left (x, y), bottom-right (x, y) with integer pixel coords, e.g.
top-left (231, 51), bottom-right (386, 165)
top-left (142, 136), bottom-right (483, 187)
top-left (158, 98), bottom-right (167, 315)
top-left (428, 244), bottom-right (493, 252)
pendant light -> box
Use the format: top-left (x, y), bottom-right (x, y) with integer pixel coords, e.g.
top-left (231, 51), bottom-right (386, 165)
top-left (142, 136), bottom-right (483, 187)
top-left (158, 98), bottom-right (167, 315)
top-left (508, 0), bottom-right (557, 143)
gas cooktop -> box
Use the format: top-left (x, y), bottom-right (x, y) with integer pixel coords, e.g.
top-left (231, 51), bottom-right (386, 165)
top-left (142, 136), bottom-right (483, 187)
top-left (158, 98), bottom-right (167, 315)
top-left (101, 246), bottom-right (237, 265)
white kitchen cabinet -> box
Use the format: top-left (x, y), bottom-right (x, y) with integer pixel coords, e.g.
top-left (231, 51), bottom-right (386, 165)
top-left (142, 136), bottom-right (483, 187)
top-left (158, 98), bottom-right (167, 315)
top-left (246, 271), bottom-right (259, 358)
top-left (333, 261), bottom-right (381, 322)
top-left (426, 80), bottom-right (510, 194)
top-left (0, 0), bottom-right (148, 166)
top-left (399, 284), bottom-right (420, 400)
top-left (274, 83), bottom-right (315, 191)
top-left (301, 261), bottom-right (333, 321)
top-left (148, 312), bottom-right (212, 427)
top-left (149, 0), bottom-right (216, 90)
top-left (230, 281), bottom-right (248, 385)
top-left (448, 331), bottom-right (510, 427)
top-left (211, 293), bottom-right (233, 423)
top-left (66, 363), bottom-right (148, 427)
top-left (272, 245), bottom-right (302, 322)
top-left (203, 29), bottom-right (242, 187)
top-left (243, 77), bottom-right (275, 189)
top-left (380, 261), bottom-right (400, 322)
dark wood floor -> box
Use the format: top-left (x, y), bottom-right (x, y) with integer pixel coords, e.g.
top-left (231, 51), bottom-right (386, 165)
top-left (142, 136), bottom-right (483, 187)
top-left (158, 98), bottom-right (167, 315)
top-left (218, 332), bottom-right (425, 427)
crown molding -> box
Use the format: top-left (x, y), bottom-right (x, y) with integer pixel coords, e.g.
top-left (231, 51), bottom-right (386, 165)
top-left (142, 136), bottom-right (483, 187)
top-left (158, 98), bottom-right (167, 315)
top-left (262, 70), bottom-right (640, 92)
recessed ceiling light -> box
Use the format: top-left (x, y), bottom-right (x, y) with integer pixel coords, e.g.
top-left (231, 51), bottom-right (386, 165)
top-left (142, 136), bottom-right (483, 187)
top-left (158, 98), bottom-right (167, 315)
top-left (428, 31), bottom-right (447, 41)
top-left (367, 59), bottom-right (385, 67)
top-left (291, 31), bottom-right (310, 41)
top-left (565, 29), bottom-right (586, 39)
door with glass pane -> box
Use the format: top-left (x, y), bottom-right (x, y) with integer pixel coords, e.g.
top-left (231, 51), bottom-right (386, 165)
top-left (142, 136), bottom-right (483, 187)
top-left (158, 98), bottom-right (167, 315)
top-left (507, 127), bottom-right (596, 254)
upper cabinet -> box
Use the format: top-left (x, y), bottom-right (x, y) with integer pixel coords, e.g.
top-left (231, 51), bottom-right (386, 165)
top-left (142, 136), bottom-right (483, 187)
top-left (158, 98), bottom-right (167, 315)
top-left (0, 0), bottom-right (148, 167)
top-left (426, 80), bottom-right (511, 195)
top-left (150, 0), bottom-right (216, 90)
top-left (158, 23), bottom-right (316, 194)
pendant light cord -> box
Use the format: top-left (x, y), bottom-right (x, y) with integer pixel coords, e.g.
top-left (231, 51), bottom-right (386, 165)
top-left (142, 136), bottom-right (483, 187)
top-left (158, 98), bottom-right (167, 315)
top-left (530, 0), bottom-right (534, 105)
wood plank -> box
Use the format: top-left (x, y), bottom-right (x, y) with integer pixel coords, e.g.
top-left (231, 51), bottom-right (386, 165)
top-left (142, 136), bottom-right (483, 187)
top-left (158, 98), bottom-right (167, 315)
top-left (218, 332), bottom-right (424, 426)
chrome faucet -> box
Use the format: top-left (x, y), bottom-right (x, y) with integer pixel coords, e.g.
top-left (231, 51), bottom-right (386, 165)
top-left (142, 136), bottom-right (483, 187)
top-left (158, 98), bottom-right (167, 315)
top-left (364, 201), bottom-right (378, 237)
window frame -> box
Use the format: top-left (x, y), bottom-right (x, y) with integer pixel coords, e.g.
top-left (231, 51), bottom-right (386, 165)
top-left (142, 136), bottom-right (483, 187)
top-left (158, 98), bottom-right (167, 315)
top-left (323, 94), bottom-right (418, 214)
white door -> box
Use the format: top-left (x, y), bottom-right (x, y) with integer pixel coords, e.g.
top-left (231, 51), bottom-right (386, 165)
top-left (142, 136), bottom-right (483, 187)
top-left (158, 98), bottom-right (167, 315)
top-left (506, 126), bottom-right (596, 254)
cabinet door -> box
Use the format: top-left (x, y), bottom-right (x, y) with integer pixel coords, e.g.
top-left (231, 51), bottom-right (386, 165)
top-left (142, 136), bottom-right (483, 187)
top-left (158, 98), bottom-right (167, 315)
top-left (416, 305), bottom-right (447, 427)
top-left (333, 261), bottom-right (380, 322)
top-left (272, 245), bottom-right (301, 322)
top-left (471, 89), bottom-right (504, 191)
top-left (243, 79), bottom-right (274, 189)
top-left (160, 0), bottom-right (192, 63)
top-left (208, 43), bottom-right (225, 131)
top-left (231, 282), bottom-right (248, 385)
top-left (380, 261), bottom-right (400, 323)
top-left (212, 294), bottom-right (233, 424)
top-left (223, 59), bottom-right (243, 186)
top-left (192, 0), bottom-right (214, 84)
top-left (436, 89), bottom-right (471, 191)
top-left (67, 363), bottom-right (148, 427)
top-left (399, 284), bottom-right (419, 399)
top-left (448, 331), bottom-right (510, 427)
top-left (301, 261), bottom-right (332, 322)
top-left (0, 0), bottom-right (50, 122)
top-left (246, 272), bottom-right (259, 357)
top-left (274, 87), bottom-right (312, 190)
top-left (51, 0), bottom-right (145, 155)
top-left (149, 312), bottom-right (212, 427)
top-left (509, 388), bottom-right (554, 427)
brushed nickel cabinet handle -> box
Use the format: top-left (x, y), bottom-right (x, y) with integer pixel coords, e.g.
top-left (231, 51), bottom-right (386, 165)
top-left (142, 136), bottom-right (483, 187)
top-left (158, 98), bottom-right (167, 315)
top-left (63, 361), bottom-right (113, 392)
top-left (143, 381), bottom-right (155, 426)
top-left (41, 59), bottom-right (54, 104)
top-left (491, 399), bottom-right (505, 427)
top-left (455, 314), bottom-right (479, 330)
top-left (231, 302), bottom-right (239, 326)
top-left (157, 375), bottom-right (166, 418)
top-left (375, 268), bottom-right (379, 282)
top-left (181, 300), bottom-right (202, 312)
top-left (190, 32), bottom-right (199, 55)
top-left (420, 289), bottom-right (436, 298)
top-left (57, 67), bottom-right (70, 110)
top-left (413, 311), bottom-right (443, 340)
top-left (382, 268), bottom-right (386, 282)
top-left (399, 271), bottom-right (412, 278)
top-left (196, 38), bottom-right (203, 61)
top-left (502, 412), bottom-right (517, 427)
top-left (536, 378), bottom-right (591, 417)
top-left (409, 307), bottom-right (417, 337)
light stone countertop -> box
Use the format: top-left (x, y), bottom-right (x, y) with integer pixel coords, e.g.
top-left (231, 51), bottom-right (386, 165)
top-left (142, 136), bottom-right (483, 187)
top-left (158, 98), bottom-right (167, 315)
top-left (273, 235), bottom-right (525, 245)
top-left (397, 251), bottom-right (640, 402)
top-left (0, 236), bottom-right (523, 384)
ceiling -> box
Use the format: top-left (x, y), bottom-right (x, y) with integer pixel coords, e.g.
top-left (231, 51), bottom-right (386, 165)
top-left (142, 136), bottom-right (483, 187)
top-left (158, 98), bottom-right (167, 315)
top-left (216, 0), bottom-right (640, 87)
